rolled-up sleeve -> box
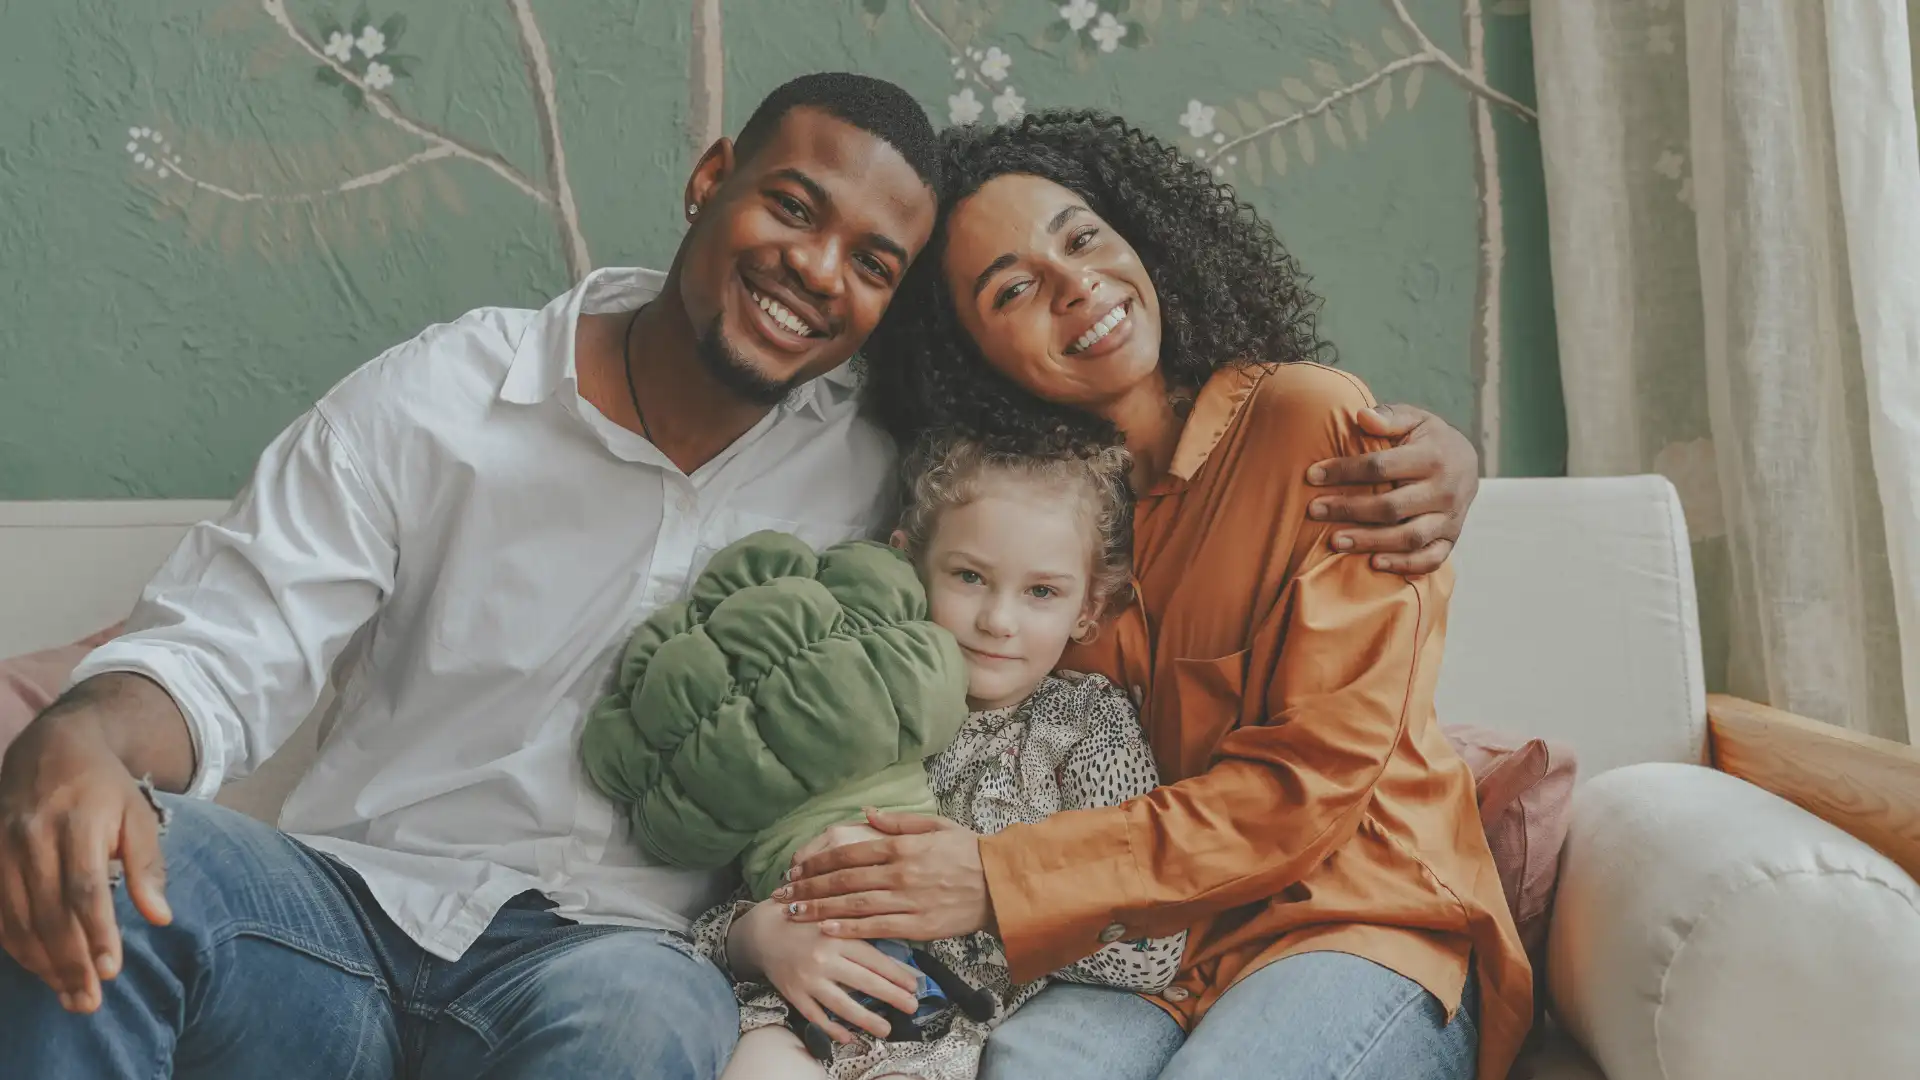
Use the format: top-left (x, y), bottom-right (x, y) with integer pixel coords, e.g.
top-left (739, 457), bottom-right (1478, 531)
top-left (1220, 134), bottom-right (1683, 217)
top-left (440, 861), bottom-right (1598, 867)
top-left (70, 406), bottom-right (397, 799)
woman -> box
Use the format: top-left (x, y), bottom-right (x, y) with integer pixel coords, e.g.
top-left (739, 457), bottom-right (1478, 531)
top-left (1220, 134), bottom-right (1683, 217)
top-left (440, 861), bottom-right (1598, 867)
top-left (771, 111), bottom-right (1531, 1080)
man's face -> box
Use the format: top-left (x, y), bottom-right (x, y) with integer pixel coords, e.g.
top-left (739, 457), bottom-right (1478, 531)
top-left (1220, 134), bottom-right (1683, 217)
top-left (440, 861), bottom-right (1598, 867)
top-left (677, 108), bottom-right (937, 404)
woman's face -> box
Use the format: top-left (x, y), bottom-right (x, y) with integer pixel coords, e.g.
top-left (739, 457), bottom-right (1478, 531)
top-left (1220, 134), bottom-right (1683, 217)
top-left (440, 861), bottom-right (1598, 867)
top-left (941, 173), bottom-right (1164, 414)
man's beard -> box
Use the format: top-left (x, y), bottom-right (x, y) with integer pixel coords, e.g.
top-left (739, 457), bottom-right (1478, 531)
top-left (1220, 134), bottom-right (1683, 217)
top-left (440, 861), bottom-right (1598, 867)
top-left (697, 315), bottom-right (799, 408)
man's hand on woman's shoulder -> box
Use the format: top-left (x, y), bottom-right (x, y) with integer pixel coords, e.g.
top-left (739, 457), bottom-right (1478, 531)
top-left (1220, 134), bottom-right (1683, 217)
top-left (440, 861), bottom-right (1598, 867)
top-left (1305, 403), bottom-right (1480, 576)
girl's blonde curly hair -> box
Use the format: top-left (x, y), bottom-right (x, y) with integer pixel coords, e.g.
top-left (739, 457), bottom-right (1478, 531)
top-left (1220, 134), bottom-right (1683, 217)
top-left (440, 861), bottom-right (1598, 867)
top-left (894, 431), bottom-right (1135, 622)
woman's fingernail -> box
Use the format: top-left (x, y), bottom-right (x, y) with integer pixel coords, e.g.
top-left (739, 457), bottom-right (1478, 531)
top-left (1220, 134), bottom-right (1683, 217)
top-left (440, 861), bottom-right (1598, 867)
top-left (786, 866), bottom-right (799, 882)
top-left (1308, 502), bottom-right (1328, 520)
top-left (1375, 556), bottom-right (1393, 571)
top-left (1308, 466), bottom-right (1328, 484)
top-left (772, 885), bottom-right (791, 900)
top-left (821, 920), bottom-right (841, 935)
top-left (1333, 535), bottom-right (1352, 551)
top-left (788, 902), bottom-right (806, 916)
top-left (96, 953), bottom-right (118, 978)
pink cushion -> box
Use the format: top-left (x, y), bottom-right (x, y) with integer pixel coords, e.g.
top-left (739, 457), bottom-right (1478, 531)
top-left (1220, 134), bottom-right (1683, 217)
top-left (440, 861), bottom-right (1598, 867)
top-left (0, 626), bottom-right (122, 753)
top-left (1443, 724), bottom-right (1578, 1008)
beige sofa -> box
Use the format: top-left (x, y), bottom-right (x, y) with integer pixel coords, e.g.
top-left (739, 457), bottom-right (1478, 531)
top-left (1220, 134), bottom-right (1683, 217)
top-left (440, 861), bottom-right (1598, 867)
top-left (3, 479), bottom-right (1918, 1079)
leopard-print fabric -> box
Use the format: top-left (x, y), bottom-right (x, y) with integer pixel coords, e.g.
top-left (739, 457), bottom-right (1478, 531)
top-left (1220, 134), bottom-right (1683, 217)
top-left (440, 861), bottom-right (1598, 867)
top-left (690, 673), bottom-right (1187, 1080)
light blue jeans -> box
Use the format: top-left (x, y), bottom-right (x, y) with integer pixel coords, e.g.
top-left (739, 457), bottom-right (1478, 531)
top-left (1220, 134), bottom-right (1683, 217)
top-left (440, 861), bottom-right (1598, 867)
top-left (980, 950), bottom-right (1479, 1080)
top-left (0, 795), bottom-right (738, 1080)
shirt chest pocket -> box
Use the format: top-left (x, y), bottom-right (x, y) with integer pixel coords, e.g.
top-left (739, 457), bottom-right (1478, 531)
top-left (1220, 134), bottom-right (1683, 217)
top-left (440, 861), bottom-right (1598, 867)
top-left (1167, 648), bottom-right (1254, 772)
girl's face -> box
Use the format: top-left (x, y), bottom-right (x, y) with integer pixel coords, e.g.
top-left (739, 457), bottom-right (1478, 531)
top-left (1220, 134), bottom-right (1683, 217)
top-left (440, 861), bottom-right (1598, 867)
top-left (900, 475), bottom-right (1100, 711)
top-left (940, 173), bottom-right (1165, 415)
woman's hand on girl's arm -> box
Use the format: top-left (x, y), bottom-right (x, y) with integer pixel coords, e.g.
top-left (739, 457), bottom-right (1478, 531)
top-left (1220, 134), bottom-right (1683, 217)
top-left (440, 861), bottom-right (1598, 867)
top-left (1304, 403), bottom-right (1479, 575)
top-left (778, 811), bottom-right (994, 942)
top-left (725, 899), bottom-right (923, 1045)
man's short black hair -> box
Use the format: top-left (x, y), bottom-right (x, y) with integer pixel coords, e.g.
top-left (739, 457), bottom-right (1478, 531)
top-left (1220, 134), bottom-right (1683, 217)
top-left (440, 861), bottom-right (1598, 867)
top-left (733, 72), bottom-right (942, 196)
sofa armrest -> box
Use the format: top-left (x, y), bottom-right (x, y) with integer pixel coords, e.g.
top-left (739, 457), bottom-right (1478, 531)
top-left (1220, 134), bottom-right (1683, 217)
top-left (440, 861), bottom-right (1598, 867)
top-left (1548, 763), bottom-right (1920, 1080)
top-left (1707, 693), bottom-right (1920, 883)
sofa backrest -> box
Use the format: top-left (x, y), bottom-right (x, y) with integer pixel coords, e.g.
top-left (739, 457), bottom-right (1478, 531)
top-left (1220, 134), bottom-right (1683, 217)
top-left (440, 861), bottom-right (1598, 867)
top-left (1435, 476), bottom-right (1707, 778)
top-left (0, 476), bottom-right (1709, 814)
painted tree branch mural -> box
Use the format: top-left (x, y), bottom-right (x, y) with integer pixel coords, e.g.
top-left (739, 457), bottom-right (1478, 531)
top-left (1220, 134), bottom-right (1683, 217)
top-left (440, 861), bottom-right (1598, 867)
top-left (128, 0), bottom-right (591, 280)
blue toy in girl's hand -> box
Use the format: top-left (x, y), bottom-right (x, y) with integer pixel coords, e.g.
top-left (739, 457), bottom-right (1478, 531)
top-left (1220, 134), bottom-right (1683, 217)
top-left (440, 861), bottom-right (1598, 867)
top-left (794, 940), bottom-right (996, 1061)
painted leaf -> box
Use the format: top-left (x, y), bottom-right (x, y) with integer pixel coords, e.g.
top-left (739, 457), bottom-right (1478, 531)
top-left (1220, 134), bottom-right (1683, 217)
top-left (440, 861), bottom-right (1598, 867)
top-left (380, 14), bottom-right (407, 46)
top-left (863, 0), bottom-right (888, 13)
top-left (428, 164), bottom-right (466, 215)
top-left (345, 84), bottom-right (366, 110)
top-left (1296, 122), bottom-right (1316, 165)
top-left (1180, 0), bottom-right (1201, 18)
top-left (1141, 0), bottom-right (1164, 21)
top-left (1235, 98), bottom-right (1263, 131)
top-left (1213, 107), bottom-right (1243, 137)
top-left (1350, 41), bottom-right (1378, 71)
top-left (1404, 65), bottom-right (1426, 109)
top-left (1309, 59), bottom-right (1343, 91)
top-left (317, 16), bottom-right (342, 38)
top-left (1245, 143), bottom-right (1263, 185)
top-left (316, 66), bottom-right (345, 86)
top-left (383, 55), bottom-right (415, 77)
top-left (1123, 21), bottom-right (1147, 47)
top-left (1281, 76), bottom-right (1317, 105)
top-left (1349, 97), bottom-right (1369, 141)
top-left (1268, 133), bottom-right (1288, 176)
top-left (1374, 77), bottom-right (1393, 119)
top-left (353, 2), bottom-right (371, 33)
top-left (1041, 19), bottom-right (1070, 44)
top-left (1258, 90), bottom-right (1290, 115)
top-left (1380, 25), bottom-right (1409, 56)
top-left (1324, 111), bottom-right (1346, 149)
top-left (1489, 0), bottom-right (1530, 13)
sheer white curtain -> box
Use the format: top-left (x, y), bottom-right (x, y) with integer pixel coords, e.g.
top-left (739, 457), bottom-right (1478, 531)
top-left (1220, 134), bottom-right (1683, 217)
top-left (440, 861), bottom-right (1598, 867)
top-left (1532, 0), bottom-right (1920, 744)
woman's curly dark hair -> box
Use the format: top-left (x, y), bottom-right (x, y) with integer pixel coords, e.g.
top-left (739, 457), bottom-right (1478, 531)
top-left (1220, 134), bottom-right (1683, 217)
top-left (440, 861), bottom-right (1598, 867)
top-left (863, 109), bottom-right (1333, 457)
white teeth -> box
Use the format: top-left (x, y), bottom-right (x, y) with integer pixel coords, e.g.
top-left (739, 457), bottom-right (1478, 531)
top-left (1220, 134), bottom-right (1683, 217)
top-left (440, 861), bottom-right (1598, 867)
top-left (1070, 302), bottom-right (1129, 353)
top-left (753, 290), bottom-right (815, 336)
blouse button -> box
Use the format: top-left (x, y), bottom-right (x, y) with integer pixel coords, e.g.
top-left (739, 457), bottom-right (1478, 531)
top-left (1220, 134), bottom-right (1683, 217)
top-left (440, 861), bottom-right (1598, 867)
top-left (1162, 985), bottom-right (1191, 1003)
top-left (1097, 922), bottom-right (1127, 944)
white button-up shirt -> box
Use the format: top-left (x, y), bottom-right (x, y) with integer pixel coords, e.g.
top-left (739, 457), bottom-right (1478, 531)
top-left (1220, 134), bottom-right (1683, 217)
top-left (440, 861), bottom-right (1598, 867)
top-left (72, 267), bottom-right (897, 960)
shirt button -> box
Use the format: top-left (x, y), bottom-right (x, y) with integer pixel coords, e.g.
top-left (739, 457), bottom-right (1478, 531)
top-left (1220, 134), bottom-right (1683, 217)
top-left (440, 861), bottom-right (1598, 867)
top-left (1162, 985), bottom-right (1190, 1003)
top-left (1098, 922), bottom-right (1127, 944)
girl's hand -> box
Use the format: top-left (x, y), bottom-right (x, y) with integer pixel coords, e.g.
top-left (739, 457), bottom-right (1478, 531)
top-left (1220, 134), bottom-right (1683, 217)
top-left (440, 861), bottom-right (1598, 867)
top-left (729, 898), bottom-right (923, 1045)
top-left (776, 810), bottom-right (993, 941)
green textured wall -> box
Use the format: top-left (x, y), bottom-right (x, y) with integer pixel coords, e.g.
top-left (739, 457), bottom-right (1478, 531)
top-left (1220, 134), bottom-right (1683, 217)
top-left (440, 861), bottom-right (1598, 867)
top-left (0, 0), bottom-right (1562, 498)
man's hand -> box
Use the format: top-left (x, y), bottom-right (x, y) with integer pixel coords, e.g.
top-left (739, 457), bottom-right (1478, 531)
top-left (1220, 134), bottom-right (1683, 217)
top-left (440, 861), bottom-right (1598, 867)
top-left (0, 683), bottom-right (177, 1014)
top-left (727, 898), bottom-right (922, 1045)
top-left (1307, 403), bottom-right (1480, 576)
top-left (775, 810), bottom-right (991, 942)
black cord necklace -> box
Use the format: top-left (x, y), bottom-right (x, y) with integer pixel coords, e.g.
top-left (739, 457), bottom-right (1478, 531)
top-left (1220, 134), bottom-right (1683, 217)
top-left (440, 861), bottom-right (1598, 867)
top-left (621, 307), bottom-right (651, 442)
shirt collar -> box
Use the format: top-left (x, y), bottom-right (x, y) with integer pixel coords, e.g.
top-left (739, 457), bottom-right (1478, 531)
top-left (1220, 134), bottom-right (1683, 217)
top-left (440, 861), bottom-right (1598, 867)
top-left (1156, 363), bottom-right (1268, 490)
top-left (498, 265), bottom-right (844, 421)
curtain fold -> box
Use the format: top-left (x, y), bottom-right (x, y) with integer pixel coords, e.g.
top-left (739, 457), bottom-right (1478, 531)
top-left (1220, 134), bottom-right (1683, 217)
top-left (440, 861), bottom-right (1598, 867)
top-left (1533, 0), bottom-right (1920, 743)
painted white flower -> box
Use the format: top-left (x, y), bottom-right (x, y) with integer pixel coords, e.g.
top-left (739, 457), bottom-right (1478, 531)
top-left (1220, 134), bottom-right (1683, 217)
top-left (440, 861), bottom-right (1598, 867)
top-left (1225, 155), bottom-right (1237, 165)
top-left (127, 126), bottom-right (141, 139)
top-left (1091, 12), bottom-right (1126, 52)
top-left (979, 46), bottom-right (1012, 83)
top-left (1179, 99), bottom-right (1216, 138)
top-left (364, 61), bottom-right (395, 91)
top-left (1677, 177), bottom-right (1694, 207)
top-left (991, 87), bottom-right (1025, 123)
top-left (1212, 132), bottom-right (1225, 144)
top-left (126, 141), bottom-right (138, 153)
top-left (1059, 0), bottom-right (1099, 32)
top-left (324, 30), bottom-right (356, 63)
top-left (356, 25), bottom-right (387, 59)
top-left (948, 87), bottom-right (983, 125)
top-left (1654, 149), bottom-right (1685, 180)
top-left (1647, 24), bottom-right (1675, 54)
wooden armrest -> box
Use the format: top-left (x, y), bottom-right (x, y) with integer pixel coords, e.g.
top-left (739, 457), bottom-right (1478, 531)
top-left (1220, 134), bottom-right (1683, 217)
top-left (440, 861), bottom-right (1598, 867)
top-left (1708, 694), bottom-right (1920, 883)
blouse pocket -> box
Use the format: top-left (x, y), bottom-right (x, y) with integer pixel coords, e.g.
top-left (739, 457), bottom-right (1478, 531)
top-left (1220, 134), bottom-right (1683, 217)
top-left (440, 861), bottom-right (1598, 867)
top-left (1168, 648), bottom-right (1254, 765)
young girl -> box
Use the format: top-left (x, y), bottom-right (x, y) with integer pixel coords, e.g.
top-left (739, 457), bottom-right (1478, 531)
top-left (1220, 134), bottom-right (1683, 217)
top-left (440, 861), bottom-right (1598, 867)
top-left (698, 436), bottom-right (1185, 1080)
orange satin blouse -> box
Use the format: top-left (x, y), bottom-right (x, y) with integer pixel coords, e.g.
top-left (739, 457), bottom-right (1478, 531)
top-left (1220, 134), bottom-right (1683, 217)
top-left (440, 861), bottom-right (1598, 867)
top-left (976, 362), bottom-right (1532, 1080)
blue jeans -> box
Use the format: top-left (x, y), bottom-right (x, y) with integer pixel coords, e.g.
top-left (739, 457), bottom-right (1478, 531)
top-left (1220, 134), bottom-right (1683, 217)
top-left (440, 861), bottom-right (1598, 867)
top-left (980, 951), bottom-right (1479, 1080)
top-left (0, 795), bottom-right (738, 1080)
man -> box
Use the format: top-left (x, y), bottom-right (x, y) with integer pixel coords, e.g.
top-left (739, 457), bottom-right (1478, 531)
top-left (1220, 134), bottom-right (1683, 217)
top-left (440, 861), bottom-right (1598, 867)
top-left (0, 73), bottom-right (1480, 1079)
